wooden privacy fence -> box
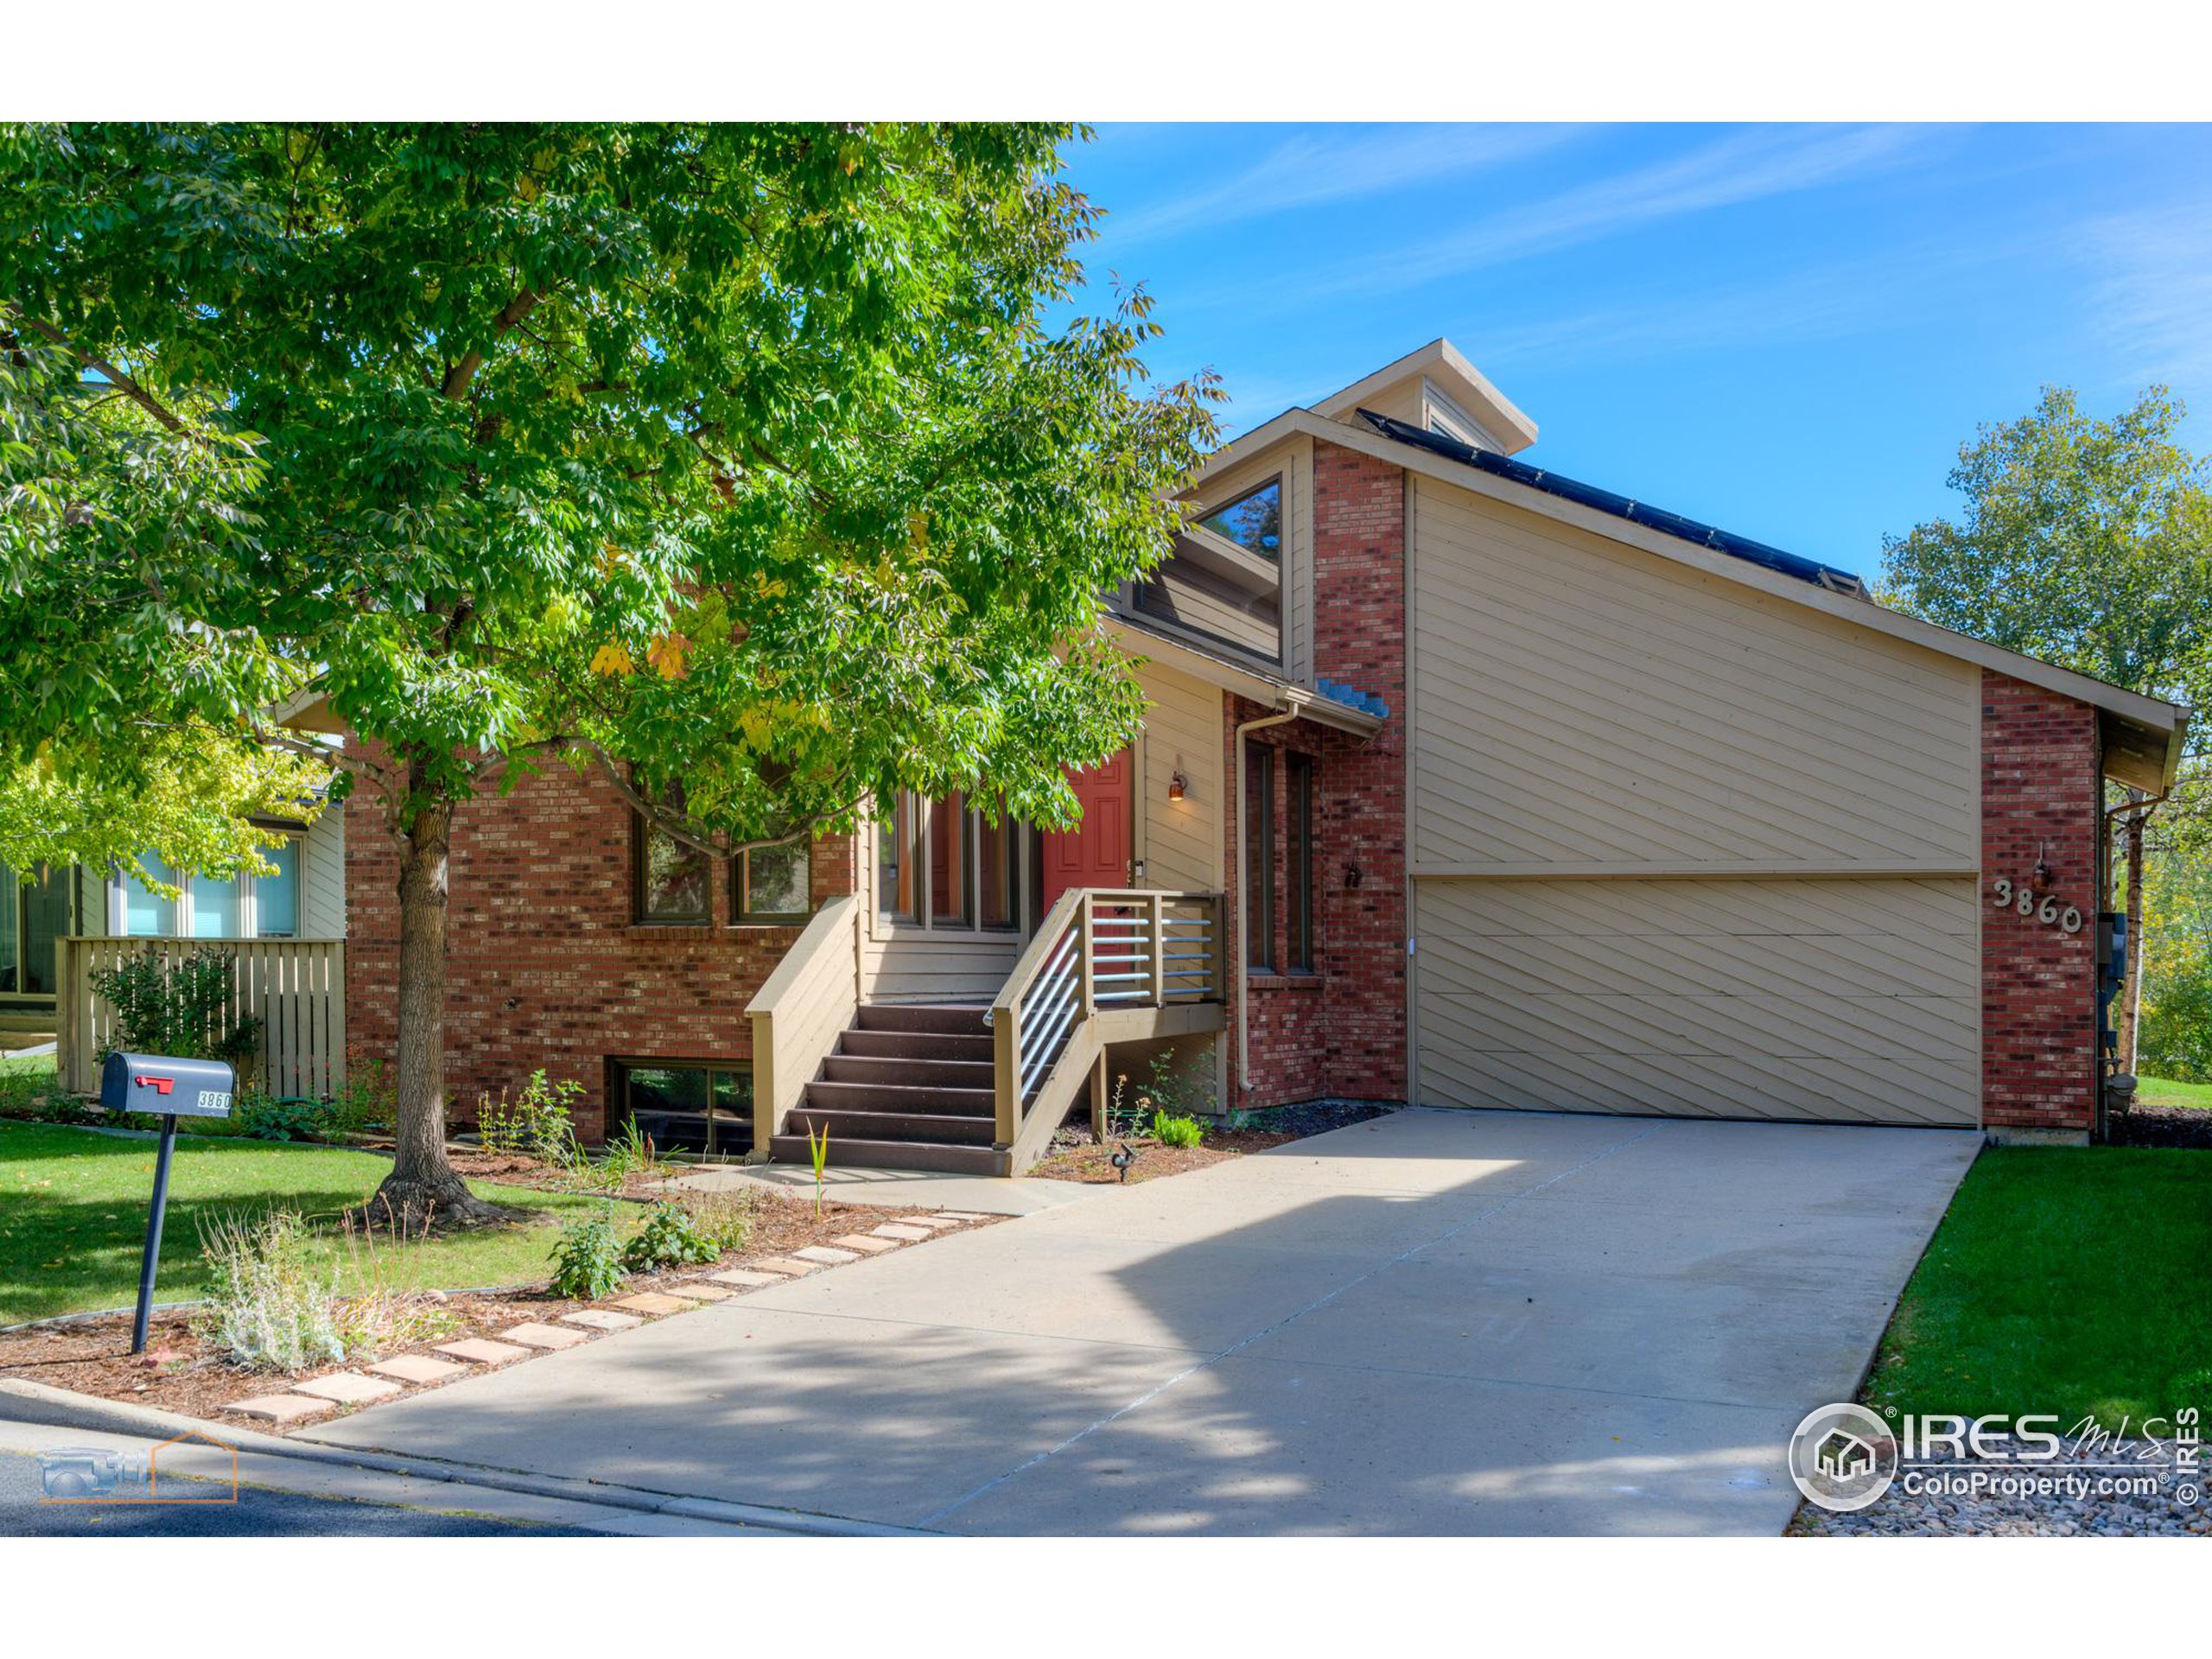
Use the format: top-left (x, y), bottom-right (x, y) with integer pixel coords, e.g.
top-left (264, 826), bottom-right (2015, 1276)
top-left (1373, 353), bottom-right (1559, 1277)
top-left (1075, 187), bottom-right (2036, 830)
top-left (56, 937), bottom-right (346, 1101)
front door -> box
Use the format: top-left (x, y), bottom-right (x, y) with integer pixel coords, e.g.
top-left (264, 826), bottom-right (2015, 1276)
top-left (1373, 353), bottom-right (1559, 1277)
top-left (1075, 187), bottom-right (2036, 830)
top-left (1040, 748), bottom-right (1132, 912)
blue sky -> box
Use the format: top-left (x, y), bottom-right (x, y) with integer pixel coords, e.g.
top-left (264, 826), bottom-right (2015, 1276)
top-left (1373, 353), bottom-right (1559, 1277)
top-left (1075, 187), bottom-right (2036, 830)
top-left (1063, 124), bottom-right (2212, 578)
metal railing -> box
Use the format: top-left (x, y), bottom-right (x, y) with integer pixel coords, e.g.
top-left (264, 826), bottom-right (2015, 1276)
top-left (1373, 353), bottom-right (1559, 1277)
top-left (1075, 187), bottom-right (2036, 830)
top-left (987, 889), bottom-right (1223, 1161)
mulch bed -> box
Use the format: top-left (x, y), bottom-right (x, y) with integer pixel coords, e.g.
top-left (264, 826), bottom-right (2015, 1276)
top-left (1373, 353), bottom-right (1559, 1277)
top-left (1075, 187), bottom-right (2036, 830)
top-left (2112, 1105), bottom-right (2212, 1150)
top-left (0, 1183), bottom-right (997, 1433)
top-left (1030, 1099), bottom-right (1393, 1185)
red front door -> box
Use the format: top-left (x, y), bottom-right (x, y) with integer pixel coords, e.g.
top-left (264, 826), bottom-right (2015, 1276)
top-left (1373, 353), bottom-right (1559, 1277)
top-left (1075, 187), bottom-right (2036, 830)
top-left (1040, 747), bottom-right (1132, 912)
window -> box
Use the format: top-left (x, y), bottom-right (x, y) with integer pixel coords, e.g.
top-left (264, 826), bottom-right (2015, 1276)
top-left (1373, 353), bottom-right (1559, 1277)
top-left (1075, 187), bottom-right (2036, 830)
top-left (1245, 744), bottom-right (1275, 971)
top-left (737, 840), bottom-right (811, 923)
top-left (1287, 754), bottom-right (1317, 973)
top-left (114, 842), bottom-right (302, 940)
top-left (633, 784), bottom-right (711, 924)
top-left (1198, 479), bottom-right (1282, 561)
top-left (613, 1061), bottom-right (753, 1158)
top-left (876, 791), bottom-right (1027, 935)
top-left (1135, 475), bottom-right (1285, 663)
top-left (2, 865), bottom-right (73, 999)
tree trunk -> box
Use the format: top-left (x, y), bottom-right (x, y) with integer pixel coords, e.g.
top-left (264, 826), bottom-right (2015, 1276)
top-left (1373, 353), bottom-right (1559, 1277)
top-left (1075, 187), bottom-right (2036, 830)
top-left (2119, 805), bottom-right (2148, 1076)
top-left (358, 791), bottom-right (507, 1230)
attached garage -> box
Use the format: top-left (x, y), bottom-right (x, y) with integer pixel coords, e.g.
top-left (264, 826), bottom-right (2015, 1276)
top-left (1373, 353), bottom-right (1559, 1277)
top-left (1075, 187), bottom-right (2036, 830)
top-left (1414, 876), bottom-right (1980, 1126)
top-left (1406, 468), bottom-right (1992, 1128)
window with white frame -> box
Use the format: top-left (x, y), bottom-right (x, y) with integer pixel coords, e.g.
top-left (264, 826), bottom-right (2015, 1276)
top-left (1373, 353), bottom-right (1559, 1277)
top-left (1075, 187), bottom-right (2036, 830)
top-left (113, 840), bottom-right (302, 939)
top-left (875, 791), bottom-right (1025, 935)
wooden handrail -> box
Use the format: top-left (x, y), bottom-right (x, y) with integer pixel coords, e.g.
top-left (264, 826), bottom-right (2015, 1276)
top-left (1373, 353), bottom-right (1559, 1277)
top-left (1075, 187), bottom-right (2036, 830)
top-left (988, 888), bottom-right (1224, 1161)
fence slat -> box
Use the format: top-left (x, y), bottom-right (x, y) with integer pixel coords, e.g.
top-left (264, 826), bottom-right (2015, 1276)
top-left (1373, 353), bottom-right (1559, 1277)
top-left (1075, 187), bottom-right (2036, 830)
top-left (55, 937), bottom-right (346, 1100)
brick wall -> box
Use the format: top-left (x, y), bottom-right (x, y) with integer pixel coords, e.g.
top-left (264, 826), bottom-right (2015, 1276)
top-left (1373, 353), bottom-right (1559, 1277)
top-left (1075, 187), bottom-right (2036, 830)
top-left (1225, 440), bottom-right (1410, 1108)
top-left (1980, 669), bottom-right (2103, 1135)
top-left (346, 760), bottom-right (855, 1141)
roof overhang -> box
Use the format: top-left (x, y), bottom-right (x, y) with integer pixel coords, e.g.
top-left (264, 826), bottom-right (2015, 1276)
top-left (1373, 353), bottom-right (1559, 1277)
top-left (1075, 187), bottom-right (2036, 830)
top-left (1105, 615), bottom-right (1386, 738)
top-left (1311, 338), bottom-right (1539, 456)
top-left (1193, 408), bottom-right (2190, 786)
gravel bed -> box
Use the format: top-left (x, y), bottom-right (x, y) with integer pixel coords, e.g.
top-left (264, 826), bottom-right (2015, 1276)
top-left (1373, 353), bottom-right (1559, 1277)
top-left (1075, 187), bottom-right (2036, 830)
top-left (1792, 1432), bottom-right (2210, 1536)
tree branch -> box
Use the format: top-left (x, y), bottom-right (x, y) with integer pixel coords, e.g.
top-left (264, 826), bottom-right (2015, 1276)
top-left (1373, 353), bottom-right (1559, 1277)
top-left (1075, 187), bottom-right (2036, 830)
top-left (5, 306), bottom-right (191, 436)
top-left (440, 286), bottom-right (545, 401)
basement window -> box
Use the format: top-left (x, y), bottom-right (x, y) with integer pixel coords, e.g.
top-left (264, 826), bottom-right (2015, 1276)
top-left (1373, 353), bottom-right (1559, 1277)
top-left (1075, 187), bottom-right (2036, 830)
top-left (613, 1060), bottom-right (753, 1158)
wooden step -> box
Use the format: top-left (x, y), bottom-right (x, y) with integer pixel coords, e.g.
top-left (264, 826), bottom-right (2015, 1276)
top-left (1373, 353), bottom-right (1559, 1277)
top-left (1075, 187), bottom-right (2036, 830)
top-left (821, 1054), bottom-right (996, 1089)
top-left (802, 1079), bottom-right (996, 1118)
top-left (785, 1107), bottom-right (997, 1146)
top-left (837, 1029), bottom-right (995, 1063)
top-left (853, 1003), bottom-right (993, 1036)
top-left (768, 1135), bottom-right (1009, 1177)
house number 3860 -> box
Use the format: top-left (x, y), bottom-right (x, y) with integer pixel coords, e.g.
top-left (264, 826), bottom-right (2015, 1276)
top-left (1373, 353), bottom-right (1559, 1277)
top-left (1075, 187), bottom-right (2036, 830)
top-left (1989, 878), bottom-right (2083, 935)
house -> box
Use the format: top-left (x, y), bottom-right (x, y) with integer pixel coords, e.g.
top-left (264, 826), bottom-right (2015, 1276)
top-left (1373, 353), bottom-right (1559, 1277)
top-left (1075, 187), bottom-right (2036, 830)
top-left (343, 339), bottom-right (2188, 1173)
top-left (44, 805), bottom-right (349, 1097)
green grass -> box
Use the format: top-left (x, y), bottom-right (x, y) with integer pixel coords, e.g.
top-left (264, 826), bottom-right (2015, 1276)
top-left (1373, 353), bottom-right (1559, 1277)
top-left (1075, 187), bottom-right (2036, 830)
top-left (2134, 1074), bottom-right (2212, 1109)
top-left (0, 1051), bottom-right (56, 1080)
top-left (1865, 1146), bottom-right (2212, 1426)
top-left (0, 1121), bottom-right (641, 1326)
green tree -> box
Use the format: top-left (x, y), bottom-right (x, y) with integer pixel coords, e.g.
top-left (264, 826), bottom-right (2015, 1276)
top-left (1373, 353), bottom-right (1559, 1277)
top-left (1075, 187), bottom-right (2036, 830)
top-left (0, 123), bottom-right (1215, 1224)
top-left (1882, 385), bottom-right (2212, 1069)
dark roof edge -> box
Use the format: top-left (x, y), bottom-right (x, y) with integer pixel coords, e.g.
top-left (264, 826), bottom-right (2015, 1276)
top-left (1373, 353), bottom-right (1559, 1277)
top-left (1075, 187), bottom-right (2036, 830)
top-left (1353, 409), bottom-right (1867, 599)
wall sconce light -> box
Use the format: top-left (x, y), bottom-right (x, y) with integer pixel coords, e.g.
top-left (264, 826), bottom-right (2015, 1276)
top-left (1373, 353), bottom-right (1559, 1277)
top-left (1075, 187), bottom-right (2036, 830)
top-left (2033, 840), bottom-right (2052, 889)
top-left (1167, 766), bottom-right (1188, 803)
top-left (1344, 861), bottom-right (1363, 890)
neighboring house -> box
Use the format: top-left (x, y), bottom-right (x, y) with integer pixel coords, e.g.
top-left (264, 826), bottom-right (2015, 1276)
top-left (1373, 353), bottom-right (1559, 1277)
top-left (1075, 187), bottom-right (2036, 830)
top-left (48, 804), bottom-right (348, 1096)
top-left (344, 339), bottom-right (2188, 1173)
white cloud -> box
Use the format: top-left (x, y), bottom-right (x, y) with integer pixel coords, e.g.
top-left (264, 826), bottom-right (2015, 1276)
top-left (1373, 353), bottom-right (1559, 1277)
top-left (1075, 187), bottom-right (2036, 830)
top-left (1103, 124), bottom-right (1586, 247)
top-left (2082, 204), bottom-right (2212, 391)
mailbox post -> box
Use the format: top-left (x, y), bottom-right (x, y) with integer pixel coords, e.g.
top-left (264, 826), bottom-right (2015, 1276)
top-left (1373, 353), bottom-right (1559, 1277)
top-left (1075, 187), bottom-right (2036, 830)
top-left (100, 1053), bottom-right (236, 1355)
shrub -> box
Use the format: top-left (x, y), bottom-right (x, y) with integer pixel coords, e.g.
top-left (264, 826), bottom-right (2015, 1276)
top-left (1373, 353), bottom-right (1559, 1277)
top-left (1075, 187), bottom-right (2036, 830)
top-left (235, 1091), bottom-right (330, 1142)
top-left (478, 1070), bottom-right (584, 1162)
top-left (196, 1211), bottom-right (345, 1372)
top-left (1150, 1109), bottom-right (1204, 1149)
top-left (327, 1052), bottom-right (396, 1138)
top-left (89, 949), bottom-right (263, 1079)
top-left (549, 1210), bottom-right (627, 1300)
top-left (621, 1200), bottom-right (719, 1274)
top-left (597, 1116), bottom-right (663, 1183)
top-left (676, 1188), bottom-right (756, 1254)
top-left (335, 1209), bottom-right (460, 1354)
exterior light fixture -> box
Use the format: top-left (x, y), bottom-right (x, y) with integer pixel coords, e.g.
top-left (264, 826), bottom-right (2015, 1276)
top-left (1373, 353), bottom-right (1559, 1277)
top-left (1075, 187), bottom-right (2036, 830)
top-left (1344, 861), bottom-right (1363, 890)
top-left (1167, 766), bottom-right (1187, 803)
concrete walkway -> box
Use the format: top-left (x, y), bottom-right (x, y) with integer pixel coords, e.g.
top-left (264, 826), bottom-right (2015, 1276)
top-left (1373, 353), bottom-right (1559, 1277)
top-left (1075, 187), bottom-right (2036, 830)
top-left (300, 1109), bottom-right (1978, 1535)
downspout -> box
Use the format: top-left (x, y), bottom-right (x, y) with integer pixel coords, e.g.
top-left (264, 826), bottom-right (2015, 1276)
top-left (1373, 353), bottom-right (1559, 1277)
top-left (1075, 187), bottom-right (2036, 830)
top-left (1232, 690), bottom-right (1310, 1092)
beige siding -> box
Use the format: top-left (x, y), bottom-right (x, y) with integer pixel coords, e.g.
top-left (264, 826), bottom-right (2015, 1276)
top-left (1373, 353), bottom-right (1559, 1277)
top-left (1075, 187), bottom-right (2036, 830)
top-left (1414, 877), bottom-right (1979, 1126)
top-left (1135, 658), bottom-right (1224, 893)
top-left (302, 802), bottom-right (346, 938)
top-left (1409, 476), bottom-right (1980, 874)
top-left (856, 804), bottom-right (1021, 1001)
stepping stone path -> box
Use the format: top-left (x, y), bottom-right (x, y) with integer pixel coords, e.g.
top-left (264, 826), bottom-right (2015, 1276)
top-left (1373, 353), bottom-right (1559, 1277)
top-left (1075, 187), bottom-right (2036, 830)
top-left (502, 1321), bottom-right (588, 1351)
top-left (563, 1308), bottom-right (645, 1332)
top-left (436, 1337), bottom-right (532, 1365)
top-left (292, 1371), bottom-right (404, 1405)
top-left (747, 1256), bottom-right (820, 1277)
top-left (224, 1394), bottom-right (335, 1425)
top-left (366, 1354), bottom-right (468, 1385)
top-left (706, 1268), bottom-right (787, 1288)
top-left (216, 1208), bottom-right (987, 1429)
top-left (613, 1291), bottom-right (696, 1315)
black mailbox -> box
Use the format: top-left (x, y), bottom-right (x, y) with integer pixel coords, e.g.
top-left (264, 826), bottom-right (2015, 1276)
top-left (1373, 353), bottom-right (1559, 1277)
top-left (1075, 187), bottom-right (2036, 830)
top-left (100, 1052), bottom-right (236, 1120)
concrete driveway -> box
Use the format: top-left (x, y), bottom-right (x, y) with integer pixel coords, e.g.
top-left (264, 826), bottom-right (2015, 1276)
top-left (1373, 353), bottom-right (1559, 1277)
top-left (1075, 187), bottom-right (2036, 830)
top-left (299, 1109), bottom-right (1978, 1535)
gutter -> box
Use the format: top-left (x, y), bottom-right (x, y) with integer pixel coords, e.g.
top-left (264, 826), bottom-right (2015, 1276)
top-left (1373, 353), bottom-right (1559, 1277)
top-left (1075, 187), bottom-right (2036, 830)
top-left (1231, 690), bottom-right (1310, 1092)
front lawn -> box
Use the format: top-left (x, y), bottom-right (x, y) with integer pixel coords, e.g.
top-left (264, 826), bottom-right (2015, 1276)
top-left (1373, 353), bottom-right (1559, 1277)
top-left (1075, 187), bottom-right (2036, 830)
top-left (0, 1122), bottom-right (640, 1326)
top-left (1864, 1146), bottom-right (2212, 1427)
top-left (2135, 1074), bottom-right (2212, 1109)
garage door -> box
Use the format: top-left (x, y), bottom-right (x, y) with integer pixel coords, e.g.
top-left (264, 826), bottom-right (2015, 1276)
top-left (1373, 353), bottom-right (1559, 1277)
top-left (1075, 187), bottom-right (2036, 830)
top-left (1413, 876), bottom-right (1979, 1127)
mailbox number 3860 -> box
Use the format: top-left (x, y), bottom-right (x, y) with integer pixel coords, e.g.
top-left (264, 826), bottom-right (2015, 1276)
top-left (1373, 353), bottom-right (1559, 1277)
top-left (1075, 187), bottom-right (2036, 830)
top-left (1990, 878), bottom-right (2082, 935)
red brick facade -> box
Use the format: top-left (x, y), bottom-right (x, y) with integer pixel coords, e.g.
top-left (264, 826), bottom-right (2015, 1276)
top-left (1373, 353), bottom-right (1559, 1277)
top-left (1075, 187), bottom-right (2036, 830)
top-left (1980, 669), bottom-right (2104, 1136)
top-left (1224, 441), bottom-right (1410, 1109)
top-left (346, 764), bottom-right (854, 1141)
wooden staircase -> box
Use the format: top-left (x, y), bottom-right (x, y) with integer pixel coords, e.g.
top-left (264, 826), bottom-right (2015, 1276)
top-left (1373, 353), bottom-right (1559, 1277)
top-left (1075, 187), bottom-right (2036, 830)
top-left (769, 1004), bottom-right (1011, 1177)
